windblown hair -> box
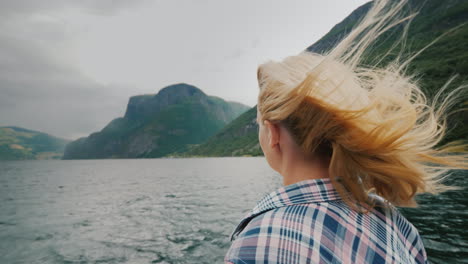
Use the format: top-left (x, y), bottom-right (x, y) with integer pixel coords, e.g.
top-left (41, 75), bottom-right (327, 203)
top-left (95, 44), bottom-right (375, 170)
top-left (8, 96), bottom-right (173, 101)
top-left (257, 0), bottom-right (467, 209)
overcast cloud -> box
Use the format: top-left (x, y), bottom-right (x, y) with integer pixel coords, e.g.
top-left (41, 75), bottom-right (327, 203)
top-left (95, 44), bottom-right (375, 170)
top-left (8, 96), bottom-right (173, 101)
top-left (0, 0), bottom-right (368, 139)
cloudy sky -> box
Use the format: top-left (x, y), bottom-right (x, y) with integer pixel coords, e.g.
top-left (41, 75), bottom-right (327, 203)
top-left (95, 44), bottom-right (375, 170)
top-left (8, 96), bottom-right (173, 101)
top-left (0, 0), bottom-right (369, 140)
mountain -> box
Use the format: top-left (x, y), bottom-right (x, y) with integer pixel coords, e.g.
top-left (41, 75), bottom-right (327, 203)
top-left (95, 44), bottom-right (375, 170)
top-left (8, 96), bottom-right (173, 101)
top-left (185, 0), bottom-right (468, 156)
top-left (0, 126), bottom-right (69, 160)
top-left (178, 106), bottom-right (261, 157)
top-left (62, 83), bottom-right (249, 159)
top-left (307, 0), bottom-right (468, 97)
top-left (307, 0), bottom-right (468, 143)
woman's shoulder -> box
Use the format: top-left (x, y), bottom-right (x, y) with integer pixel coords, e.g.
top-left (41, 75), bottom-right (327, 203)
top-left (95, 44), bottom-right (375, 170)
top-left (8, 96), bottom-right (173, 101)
top-left (225, 202), bottom-right (350, 263)
top-left (225, 205), bottom-right (313, 263)
top-left (226, 199), bottom-right (428, 264)
top-left (235, 196), bottom-right (421, 240)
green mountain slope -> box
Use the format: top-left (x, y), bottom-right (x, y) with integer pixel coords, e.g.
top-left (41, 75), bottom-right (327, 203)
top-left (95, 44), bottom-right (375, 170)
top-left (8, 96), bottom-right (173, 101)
top-left (0, 126), bottom-right (69, 160)
top-left (63, 83), bottom-right (249, 159)
top-left (179, 106), bottom-right (261, 157)
top-left (184, 0), bottom-right (468, 157)
top-left (307, 0), bottom-right (468, 142)
top-left (308, 0), bottom-right (468, 95)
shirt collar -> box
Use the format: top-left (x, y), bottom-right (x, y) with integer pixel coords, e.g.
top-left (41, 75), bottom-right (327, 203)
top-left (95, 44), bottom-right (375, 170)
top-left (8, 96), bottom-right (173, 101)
top-left (231, 177), bottom-right (343, 240)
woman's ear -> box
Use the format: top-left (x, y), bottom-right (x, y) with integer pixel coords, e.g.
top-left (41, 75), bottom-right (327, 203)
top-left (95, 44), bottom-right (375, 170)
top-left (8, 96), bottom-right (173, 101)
top-left (264, 120), bottom-right (280, 148)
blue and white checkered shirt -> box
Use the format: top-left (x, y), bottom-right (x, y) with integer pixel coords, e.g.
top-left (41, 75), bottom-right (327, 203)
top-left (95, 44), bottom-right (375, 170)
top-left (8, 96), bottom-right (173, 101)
top-left (225, 178), bottom-right (428, 263)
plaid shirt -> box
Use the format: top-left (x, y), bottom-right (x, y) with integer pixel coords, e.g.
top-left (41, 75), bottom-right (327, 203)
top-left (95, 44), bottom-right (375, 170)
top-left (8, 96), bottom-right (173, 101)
top-left (225, 178), bottom-right (428, 264)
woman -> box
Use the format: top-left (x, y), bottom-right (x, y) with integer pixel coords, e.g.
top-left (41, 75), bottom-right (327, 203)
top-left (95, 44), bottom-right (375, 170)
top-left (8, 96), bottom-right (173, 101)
top-left (225, 0), bottom-right (467, 263)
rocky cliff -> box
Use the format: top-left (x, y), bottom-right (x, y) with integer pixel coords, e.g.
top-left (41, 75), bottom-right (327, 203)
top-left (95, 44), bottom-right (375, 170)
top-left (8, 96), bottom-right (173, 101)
top-left (63, 83), bottom-right (249, 159)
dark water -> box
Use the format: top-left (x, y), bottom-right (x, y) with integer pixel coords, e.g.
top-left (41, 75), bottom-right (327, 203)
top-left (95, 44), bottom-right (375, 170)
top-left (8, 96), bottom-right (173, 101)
top-left (399, 170), bottom-right (468, 263)
top-left (0, 158), bottom-right (466, 263)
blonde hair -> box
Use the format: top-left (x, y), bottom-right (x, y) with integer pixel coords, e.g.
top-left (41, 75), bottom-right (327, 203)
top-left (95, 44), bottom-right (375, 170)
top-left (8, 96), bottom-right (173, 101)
top-left (257, 0), bottom-right (467, 209)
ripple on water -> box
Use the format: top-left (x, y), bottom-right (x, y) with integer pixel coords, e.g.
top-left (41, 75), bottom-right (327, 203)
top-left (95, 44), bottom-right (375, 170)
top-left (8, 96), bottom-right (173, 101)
top-left (125, 195), bottom-right (152, 206)
top-left (72, 219), bottom-right (92, 228)
top-left (34, 233), bottom-right (53, 241)
top-left (0, 221), bottom-right (15, 226)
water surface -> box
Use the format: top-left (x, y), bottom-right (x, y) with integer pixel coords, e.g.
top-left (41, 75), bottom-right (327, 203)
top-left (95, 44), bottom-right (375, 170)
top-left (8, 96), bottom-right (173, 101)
top-left (0, 158), bottom-right (466, 263)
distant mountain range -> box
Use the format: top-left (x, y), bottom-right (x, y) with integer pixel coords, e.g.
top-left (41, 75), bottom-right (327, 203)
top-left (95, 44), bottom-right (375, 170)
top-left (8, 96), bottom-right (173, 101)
top-left (62, 83), bottom-right (249, 159)
top-left (0, 126), bottom-right (69, 160)
top-left (3, 0), bottom-right (466, 160)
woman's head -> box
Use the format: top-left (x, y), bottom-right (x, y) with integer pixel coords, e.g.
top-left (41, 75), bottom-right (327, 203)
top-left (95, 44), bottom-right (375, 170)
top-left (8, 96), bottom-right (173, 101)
top-left (257, 52), bottom-right (372, 154)
top-left (256, 0), bottom-right (468, 209)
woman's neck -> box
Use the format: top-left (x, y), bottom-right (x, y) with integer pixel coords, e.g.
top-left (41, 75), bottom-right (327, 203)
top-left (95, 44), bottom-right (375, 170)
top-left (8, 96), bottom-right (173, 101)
top-left (280, 153), bottom-right (330, 186)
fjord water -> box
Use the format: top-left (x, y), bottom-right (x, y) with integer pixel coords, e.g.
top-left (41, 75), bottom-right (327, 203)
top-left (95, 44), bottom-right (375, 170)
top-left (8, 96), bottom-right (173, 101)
top-left (0, 158), bottom-right (466, 264)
